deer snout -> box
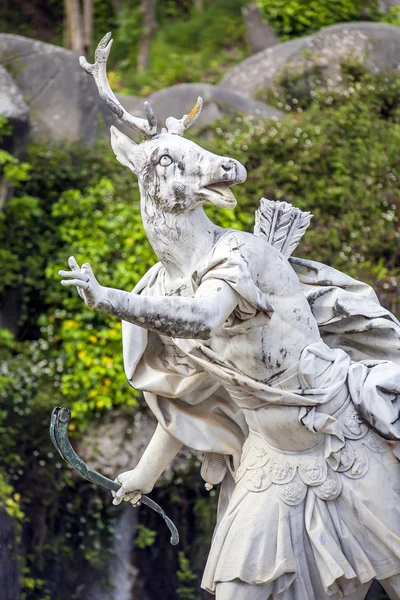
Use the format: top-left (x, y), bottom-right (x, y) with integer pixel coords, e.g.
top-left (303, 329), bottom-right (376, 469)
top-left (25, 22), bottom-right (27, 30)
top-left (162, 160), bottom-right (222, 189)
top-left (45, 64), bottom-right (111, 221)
top-left (219, 158), bottom-right (247, 185)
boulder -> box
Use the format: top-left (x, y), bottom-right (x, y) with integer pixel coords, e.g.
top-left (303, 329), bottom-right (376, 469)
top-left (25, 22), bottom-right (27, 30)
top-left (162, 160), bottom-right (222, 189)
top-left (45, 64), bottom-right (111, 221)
top-left (221, 22), bottom-right (400, 98)
top-left (0, 34), bottom-right (283, 147)
top-left (0, 65), bottom-right (30, 210)
top-left (117, 82), bottom-right (284, 132)
top-left (0, 34), bottom-right (116, 143)
top-left (242, 3), bottom-right (279, 54)
top-left (0, 65), bottom-right (29, 157)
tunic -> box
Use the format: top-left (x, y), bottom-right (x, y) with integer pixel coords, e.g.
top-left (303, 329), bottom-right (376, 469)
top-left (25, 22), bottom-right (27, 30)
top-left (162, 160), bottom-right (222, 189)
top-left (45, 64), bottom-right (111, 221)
top-left (121, 230), bottom-right (400, 598)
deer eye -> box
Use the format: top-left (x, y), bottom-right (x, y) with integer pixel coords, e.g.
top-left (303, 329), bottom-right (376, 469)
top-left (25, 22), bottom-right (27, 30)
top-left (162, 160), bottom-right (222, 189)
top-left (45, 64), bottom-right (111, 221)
top-left (159, 155), bottom-right (173, 167)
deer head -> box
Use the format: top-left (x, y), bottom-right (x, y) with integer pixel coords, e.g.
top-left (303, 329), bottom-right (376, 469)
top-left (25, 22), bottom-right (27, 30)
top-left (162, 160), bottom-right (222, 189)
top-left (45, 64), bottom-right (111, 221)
top-left (80, 33), bottom-right (247, 214)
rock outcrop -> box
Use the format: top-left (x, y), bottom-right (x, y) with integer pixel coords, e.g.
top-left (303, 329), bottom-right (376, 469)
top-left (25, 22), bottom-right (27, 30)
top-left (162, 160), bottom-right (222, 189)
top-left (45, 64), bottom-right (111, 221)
top-left (0, 65), bottom-right (29, 157)
top-left (242, 3), bottom-right (279, 54)
top-left (0, 34), bottom-right (284, 148)
top-left (119, 82), bottom-right (284, 131)
top-left (0, 65), bottom-right (29, 209)
top-left (0, 34), bottom-right (115, 143)
top-left (221, 22), bottom-right (400, 98)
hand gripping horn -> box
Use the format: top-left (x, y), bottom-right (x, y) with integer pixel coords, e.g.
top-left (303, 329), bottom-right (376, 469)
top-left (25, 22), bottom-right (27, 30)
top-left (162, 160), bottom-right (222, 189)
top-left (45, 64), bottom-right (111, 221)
top-left (50, 407), bottom-right (179, 545)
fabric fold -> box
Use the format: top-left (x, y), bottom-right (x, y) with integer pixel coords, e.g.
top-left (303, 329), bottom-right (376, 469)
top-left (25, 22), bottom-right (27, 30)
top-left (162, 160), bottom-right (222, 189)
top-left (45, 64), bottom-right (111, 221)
top-left (119, 233), bottom-right (400, 598)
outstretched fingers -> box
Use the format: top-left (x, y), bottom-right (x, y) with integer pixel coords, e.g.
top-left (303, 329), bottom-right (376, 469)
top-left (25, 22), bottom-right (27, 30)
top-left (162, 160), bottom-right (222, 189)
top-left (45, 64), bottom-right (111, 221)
top-left (58, 270), bottom-right (88, 281)
top-left (67, 257), bottom-right (86, 299)
top-left (58, 269), bottom-right (90, 290)
top-left (60, 279), bottom-right (90, 289)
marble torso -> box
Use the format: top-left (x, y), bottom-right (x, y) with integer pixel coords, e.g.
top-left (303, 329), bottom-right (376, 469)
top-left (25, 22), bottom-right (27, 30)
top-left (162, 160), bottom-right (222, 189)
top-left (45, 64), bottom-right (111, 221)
top-left (146, 230), bottom-right (321, 384)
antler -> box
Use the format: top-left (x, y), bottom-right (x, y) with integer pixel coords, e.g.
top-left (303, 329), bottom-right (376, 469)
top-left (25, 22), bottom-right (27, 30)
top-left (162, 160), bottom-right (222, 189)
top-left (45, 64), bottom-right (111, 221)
top-left (80, 32), bottom-right (157, 139)
top-left (165, 97), bottom-right (203, 136)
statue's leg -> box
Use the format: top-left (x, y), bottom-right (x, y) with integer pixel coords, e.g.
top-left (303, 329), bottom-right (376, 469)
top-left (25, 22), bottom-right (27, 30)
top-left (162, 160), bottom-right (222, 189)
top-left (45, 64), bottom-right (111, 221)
top-left (215, 580), bottom-right (271, 600)
top-left (379, 574), bottom-right (400, 599)
top-left (346, 581), bottom-right (373, 600)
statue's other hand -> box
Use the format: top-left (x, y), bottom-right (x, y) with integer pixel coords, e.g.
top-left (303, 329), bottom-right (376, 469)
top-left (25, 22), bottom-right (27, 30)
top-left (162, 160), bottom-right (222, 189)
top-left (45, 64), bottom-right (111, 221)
top-left (112, 468), bottom-right (154, 506)
top-left (58, 256), bottom-right (105, 309)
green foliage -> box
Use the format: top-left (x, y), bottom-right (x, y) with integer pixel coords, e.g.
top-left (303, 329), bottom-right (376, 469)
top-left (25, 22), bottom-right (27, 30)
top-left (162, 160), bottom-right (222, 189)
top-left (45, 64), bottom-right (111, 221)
top-left (0, 330), bottom-right (117, 598)
top-left (0, 0), bottom-right (111, 47)
top-left (44, 173), bottom-right (149, 425)
top-left (135, 524), bottom-right (157, 548)
top-left (0, 473), bottom-right (24, 523)
top-left (1, 0), bottom-right (248, 95)
top-left (176, 552), bottom-right (197, 600)
top-left (380, 4), bottom-right (400, 26)
top-left (256, 0), bottom-right (381, 39)
top-left (115, 0), bottom-right (247, 95)
top-left (0, 115), bottom-right (31, 187)
top-left (0, 134), bottom-right (152, 428)
top-left (93, 0), bottom-right (117, 48)
top-left (212, 67), bottom-right (400, 304)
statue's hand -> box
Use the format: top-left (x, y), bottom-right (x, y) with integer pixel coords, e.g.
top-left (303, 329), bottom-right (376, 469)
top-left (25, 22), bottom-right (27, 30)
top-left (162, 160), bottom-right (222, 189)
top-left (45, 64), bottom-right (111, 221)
top-left (59, 256), bottom-right (105, 309)
top-left (112, 468), bottom-right (155, 506)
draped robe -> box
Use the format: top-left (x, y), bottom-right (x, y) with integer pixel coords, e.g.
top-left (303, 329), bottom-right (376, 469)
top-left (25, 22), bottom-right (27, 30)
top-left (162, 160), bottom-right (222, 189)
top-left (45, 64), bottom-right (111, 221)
top-left (121, 230), bottom-right (400, 597)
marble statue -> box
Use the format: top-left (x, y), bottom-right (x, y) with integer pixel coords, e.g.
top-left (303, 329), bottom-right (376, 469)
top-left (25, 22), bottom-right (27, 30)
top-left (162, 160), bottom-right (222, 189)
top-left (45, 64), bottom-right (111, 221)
top-left (58, 33), bottom-right (400, 600)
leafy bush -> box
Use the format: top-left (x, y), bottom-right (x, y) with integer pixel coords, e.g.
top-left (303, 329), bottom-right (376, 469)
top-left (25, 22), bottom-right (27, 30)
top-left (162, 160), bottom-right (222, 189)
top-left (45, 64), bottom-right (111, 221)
top-left (380, 4), bottom-right (400, 26)
top-left (115, 0), bottom-right (247, 95)
top-left (212, 67), bottom-right (400, 307)
top-left (256, 0), bottom-right (382, 39)
top-left (176, 552), bottom-right (197, 600)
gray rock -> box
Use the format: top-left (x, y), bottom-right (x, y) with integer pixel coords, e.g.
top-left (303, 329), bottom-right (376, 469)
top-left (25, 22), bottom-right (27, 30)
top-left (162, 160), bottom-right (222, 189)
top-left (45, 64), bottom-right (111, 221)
top-left (117, 82), bottom-right (284, 132)
top-left (0, 34), bottom-right (116, 143)
top-left (221, 22), bottom-right (400, 98)
top-left (0, 35), bottom-right (283, 148)
top-left (0, 66), bottom-right (30, 209)
top-left (0, 65), bottom-right (29, 154)
top-left (242, 3), bottom-right (279, 54)
top-left (221, 35), bottom-right (310, 97)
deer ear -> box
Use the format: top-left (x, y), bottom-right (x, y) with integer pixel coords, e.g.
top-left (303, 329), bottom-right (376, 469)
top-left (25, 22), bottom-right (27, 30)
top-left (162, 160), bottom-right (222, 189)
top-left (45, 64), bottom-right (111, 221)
top-left (110, 126), bottom-right (138, 174)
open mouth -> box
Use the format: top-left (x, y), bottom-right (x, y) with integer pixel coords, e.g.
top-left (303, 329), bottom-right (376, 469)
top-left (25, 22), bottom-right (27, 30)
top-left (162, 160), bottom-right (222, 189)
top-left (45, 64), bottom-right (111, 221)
top-left (201, 182), bottom-right (237, 205)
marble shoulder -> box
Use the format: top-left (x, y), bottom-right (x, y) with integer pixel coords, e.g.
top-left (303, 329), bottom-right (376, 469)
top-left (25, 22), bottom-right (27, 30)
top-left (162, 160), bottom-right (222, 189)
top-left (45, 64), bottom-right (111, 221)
top-left (215, 229), bottom-right (288, 266)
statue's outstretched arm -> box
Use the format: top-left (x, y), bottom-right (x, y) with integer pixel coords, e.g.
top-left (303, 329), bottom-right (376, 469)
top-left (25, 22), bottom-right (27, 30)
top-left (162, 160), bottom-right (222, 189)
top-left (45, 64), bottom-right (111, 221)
top-left (59, 257), bottom-right (238, 339)
top-left (112, 424), bottom-right (182, 506)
